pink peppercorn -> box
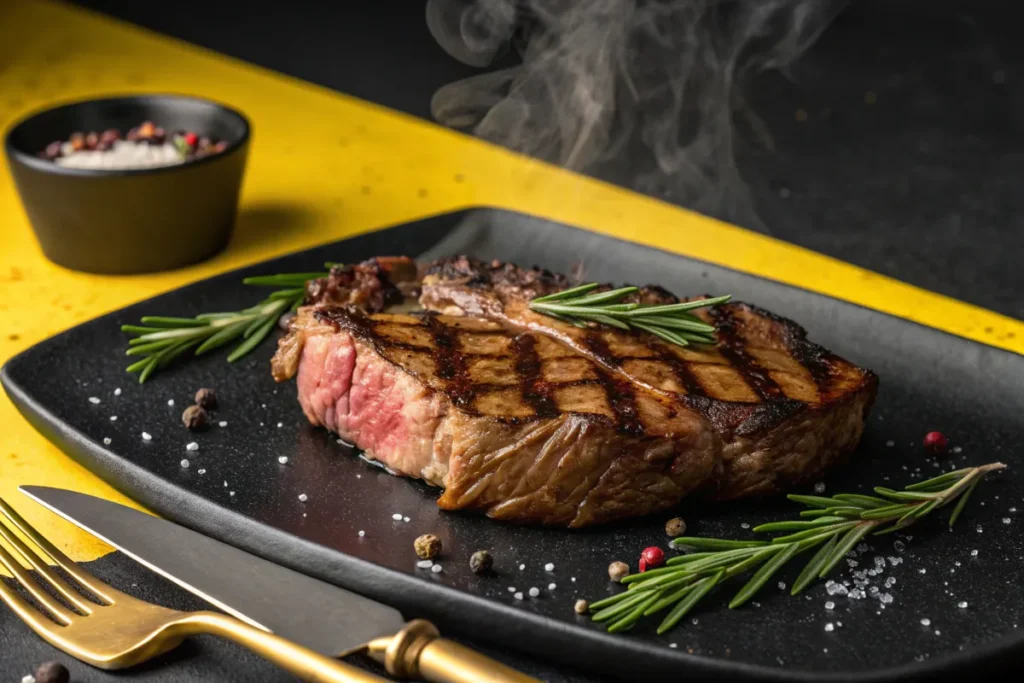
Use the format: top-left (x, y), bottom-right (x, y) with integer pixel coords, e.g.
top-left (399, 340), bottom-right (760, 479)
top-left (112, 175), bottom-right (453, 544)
top-left (639, 546), bottom-right (665, 572)
top-left (923, 431), bottom-right (948, 453)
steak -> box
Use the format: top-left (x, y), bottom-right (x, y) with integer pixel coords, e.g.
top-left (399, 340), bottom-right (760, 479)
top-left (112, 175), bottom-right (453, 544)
top-left (275, 255), bottom-right (877, 525)
top-left (280, 306), bottom-right (716, 527)
top-left (419, 256), bottom-right (878, 501)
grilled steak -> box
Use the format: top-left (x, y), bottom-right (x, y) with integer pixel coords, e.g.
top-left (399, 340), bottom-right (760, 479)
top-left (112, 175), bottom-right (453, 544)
top-left (280, 306), bottom-right (716, 526)
top-left (420, 256), bottom-right (878, 501)
top-left (277, 255), bottom-right (876, 525)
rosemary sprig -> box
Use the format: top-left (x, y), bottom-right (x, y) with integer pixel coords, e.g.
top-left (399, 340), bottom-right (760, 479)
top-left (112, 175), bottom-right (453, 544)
top-left (585, 462), bottom-right (1006, 635)
top-left (528, 284), bottom-right (730, 347)
top-left (120, 268), bottom-right (329, 383)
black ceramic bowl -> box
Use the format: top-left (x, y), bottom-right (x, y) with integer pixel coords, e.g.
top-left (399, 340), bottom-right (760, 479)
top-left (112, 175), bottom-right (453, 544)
top-left (4, 95), bottom-right (250, 274)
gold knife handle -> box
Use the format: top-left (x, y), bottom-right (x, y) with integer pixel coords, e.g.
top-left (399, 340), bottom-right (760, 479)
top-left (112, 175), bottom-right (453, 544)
top-left (374, 619), bottom-right (542, 683)
top-left (175, 611), bottom-right (389, 683)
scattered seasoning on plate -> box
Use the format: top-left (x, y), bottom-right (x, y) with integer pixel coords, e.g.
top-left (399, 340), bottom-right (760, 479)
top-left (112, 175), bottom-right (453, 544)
top-left (198, 468), bottom-right (206, 475)
top-left (431, 564), bottom-right (443, 574)
top-left (180, 459), bottom-right (189, 469)
top-left (414, 534), bottom-right (442, 560)
top-left (470, 550), bottom-right (493, 574)
top-left (574, 599), bottom-right (588, 615)
top-left (920, 618), bottom-right (931, 626)
top-left (514, 592), bottom-right (524, 600)
top-left (278, 456), bottom-right (289, 464)
top-left (508, 587), bottom-right (516, 593)
top-left (548, 582), bottom-right (556, 590)
top-left (219, 421), bottom-right (228, 427)
top-left (103, 437), bottom-right (112, 445)
top-left (403, 516), bottom-right (410, 523)
top-left (141, 432), bottom-right (152, 441)
top-left (110, 415), bottom-right (118, 421)
top-left (185, 442), bottom-right (199, 452)
top-left (608, 561), bottom-right (629, 583)
top-left (88, 396), bottom-right (100, 404)
top-left (33, 661), bottom-right (68, 683)
top-left (392, 513), bottom-right (403, 521)
top-left (824, 623), bottom-right (834, 632)
top-left (923, 431), bottom-right (947, 453)
top-left (639, 546), bottom-right (665, 572)
top-left (417, 560), bottom-right (434, 569)
top-left (182, 405), bottom-right (209, 431)
top-left (664, 517), bottom-right (686, 537)
top-left (230, 491), bottom-right (235, 497)
top-left (167, 399), bottom-right (175, 407)
top-left (958, 601), bottom-right (968, 608)
top-left (528, 587), bottom-right (540, 598)
top-left (277, 422), bottom-right (283, 428)
top-left (114, 388), bottom-right (122, 396)
top-left (814, 482), bottom-right (826, 493)
top-left (544, 562), bottom-right (555, 572)
top-left (519, 563), bottom-right (526, 571)
top-left (971, 549), bottom-right (978, 556)
top-left (358, 530), bottom-right (365, 537)
top-left (298, 493), bottom-right (308, 502)
top-left (194, 388), bottom-right (218, 410)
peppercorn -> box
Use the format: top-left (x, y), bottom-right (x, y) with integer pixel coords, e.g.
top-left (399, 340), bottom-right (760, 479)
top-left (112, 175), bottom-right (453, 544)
top-left (639, 546), bottom-right (666, 572)
top-left (923, 431), bottom-right (947, 453)
top-left (69, 132), bottom-right (85, 151)
top-left (212, 140), bottom-right (228, 153)
top-left (100, 128), bottom-right (121, 144)
top-left (574, 599), bottom-right (589, 615)
top-left (43, 141), bottom-right (63, 160)
top-left (469, 549), bottom-right (493, 574)
top-left (34, 661), bottom-right (69, 683)
top-left (665, 517), bottom-right (686, 537)
top-left (194, 388), bottom-right (217, 410)
top-left (85, 131), bottom-right (99, 149)
top-left (184, 132), bottom-right (199, 147)
top-left (126, 127), bottom-right (139, 141)
top-left (414, 534), bottom-right (442, 560)
top-left (138, 121), bottom-right (156, 138)
top-left (608, 561), bottom-right (629, 583)
top-left (182, 405), bottom-right (209, 431)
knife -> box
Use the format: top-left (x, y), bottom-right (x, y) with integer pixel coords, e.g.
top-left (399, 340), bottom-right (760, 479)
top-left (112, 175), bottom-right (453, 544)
top-left (21, 486), bottom-right (538, 683)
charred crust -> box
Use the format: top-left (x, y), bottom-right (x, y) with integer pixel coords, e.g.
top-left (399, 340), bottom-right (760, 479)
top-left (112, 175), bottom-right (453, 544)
top-left (305, 256), bottom-right (419, 311)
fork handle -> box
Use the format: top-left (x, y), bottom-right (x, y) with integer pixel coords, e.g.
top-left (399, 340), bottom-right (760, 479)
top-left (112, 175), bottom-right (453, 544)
top-left (174, 611), bottom-right (386, 682)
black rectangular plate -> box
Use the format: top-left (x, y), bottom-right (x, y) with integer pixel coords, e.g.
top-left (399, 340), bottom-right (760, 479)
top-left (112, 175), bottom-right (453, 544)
top-left (3, 208), bottom-right (1023, 681)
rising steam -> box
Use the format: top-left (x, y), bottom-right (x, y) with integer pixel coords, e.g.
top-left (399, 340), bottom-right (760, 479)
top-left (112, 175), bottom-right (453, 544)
top-left (426, 0), bottom-right (847, 228)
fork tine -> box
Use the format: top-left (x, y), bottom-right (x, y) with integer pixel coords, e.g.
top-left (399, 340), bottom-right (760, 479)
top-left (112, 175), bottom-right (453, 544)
top-left (0, 539), bottom-right (76, 625)
top-left (0, 499), bottom-right (97, 614)
top-left (0, 496), bottom-right (114, 606)
top-left (0, 575), bottom-right (71, 642)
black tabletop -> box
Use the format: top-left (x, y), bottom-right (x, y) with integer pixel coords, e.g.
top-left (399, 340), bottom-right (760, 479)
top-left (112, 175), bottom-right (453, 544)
top-left (4, 1), bottom-right (1022, 681)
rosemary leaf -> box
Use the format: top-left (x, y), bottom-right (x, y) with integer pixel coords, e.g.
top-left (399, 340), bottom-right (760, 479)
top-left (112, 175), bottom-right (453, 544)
top-left (752, 516), bottom-right (847, 533)
top-left (729, 543), bottom-right (798, 608)
top-left (657, 571), bottom-right (724, 635)
top-left (671, 537), bottom-right (769, 551)
top-left (791, 535), bottom-right (839, 595)
top-left (948, 476), bottom-right (982, 527)
top-left (817, 523), bottom-right (874, 579)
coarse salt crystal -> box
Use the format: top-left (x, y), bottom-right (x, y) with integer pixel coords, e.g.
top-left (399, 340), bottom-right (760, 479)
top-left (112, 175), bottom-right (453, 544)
top-left (824, 623), bottom-right (834, 632)
top-left (89, 396), bottom-right (101, 404)
top-left (529, 587), bottom-right (540, 597)
top-left (186, 442), bottom-right (198, 451)
top-left (358, 530), bottom-right (365, 537)
top-left (886, 440), bottom-right (895, 447)
top-left (168, 399), bottom-right (174, 406)
top-left (571, 577), bottom-right (576, 582)
top-left (431, 564), bottom-right (443, 574)
top-left (894, 540), bottom-right (906, 552)
top-left (825, 601), bottom-right (835, 610)
top-left (971, 549), bottom-right (978, 557)
top-left (920, 618), bottom-right (931, 626)
top-left (545, 562), bottom-right (555, 572)
top-left (114, 388), bottom-right (122, 396)
top-left (1003, 517), bottom-right (1011, 524)
top-left (219, 421), bottom-right (227, 427)
top-left (548, 583), bottom-right (556, 590)
top-left (298, 493), bottom-right (308, 502)
top-left (976, 525), bottom-right (983, 533)
top-left (230, 491), bottom-right (235, 496)
top-left (224, 481), bottom-right (228, 487)
top-left (778, 581), bottom-right (786, 590)
top-left (278, 456), bottom-right (288, 464)
top-left (880, 593), bottom-right (893, 604)
top-left (110, 415), bottom-right (118, 421)
top-left (740, 522), bottom-right (750, 529)
top-left (919, 568), bottom-right (927, 574)
top-left (403, 516), bottom-right (410, 522)
top-left (814, 482), bottom-right (826, 493)
top-left (519, 564), bottom-right (526, 570)
top-left (277, 422), bottom-right (283, 428)
top-left (958, 601), bottom-right (968, 608)
top-left (198, 468), bottom-right (206, 474)
top-left (889, 556), bottom-right (903, 566)
top-left (692, 618), bottom-right (698, 625)
top-left (508, 587), bottom-right (516, 593)
top-left (103, 437), bottom-right (112, 445)
top-left (514, 592), bottom-right (523, 600)
top-left (669, 643), bottom-right (678, 649)
top-left (180, 459), bottom-right (189, 468)
top-left (142, 432), bottom-right (152, 441)
top-left (392, 513), bottom-right (403, 521)
top-left (955, 561), bottom-right (961, 567)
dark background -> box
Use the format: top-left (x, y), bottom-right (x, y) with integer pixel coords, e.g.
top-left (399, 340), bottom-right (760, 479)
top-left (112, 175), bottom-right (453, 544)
top-left (3, 1), bottom-right (1022, 681)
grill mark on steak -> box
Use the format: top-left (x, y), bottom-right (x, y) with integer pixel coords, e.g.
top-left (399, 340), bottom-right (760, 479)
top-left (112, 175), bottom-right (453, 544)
top-left (706, 305), bottom-right (782, 401)
top-left (422, 313), bottom-right (475, 409)
top-left (583, 331), bottom-right (645, 436)
top-left (511, 334), bottom-right (559, 418)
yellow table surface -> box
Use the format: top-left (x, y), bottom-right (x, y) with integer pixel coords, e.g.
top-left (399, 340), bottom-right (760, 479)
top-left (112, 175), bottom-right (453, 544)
top-left (1, 0), bottom-right (1021, 569)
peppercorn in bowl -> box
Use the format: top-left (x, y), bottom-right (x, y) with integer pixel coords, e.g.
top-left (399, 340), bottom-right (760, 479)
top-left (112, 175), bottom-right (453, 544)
top-left (4, 95), bottom-right (250, 274)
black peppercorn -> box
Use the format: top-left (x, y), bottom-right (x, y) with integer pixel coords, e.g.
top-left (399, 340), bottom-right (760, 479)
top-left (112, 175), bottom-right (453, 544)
top-left (469, 550), bottom-right (493, 575)
top-left (182, 405), bottom-right (209, 431)
top-left (34, 661), bottom-right (70, 683)
top-left (194, 388), bottom-right (217, 410)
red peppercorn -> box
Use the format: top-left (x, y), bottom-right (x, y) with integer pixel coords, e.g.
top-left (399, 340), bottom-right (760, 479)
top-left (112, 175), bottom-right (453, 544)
top-left (923, 431), bottom-right (948, 453)
top-left (184, 132), bottom-right (199, 147)
top-left (639, 546), bottom-right (665, 572)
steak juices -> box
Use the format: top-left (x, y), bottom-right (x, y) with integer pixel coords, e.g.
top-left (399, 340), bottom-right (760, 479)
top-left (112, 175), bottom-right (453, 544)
top-left (272, 257), bottom-right (876, 527)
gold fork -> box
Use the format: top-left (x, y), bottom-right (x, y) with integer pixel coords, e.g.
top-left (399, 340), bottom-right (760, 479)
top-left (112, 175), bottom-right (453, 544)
top-left (0, 496), bottom-right (386, 682)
